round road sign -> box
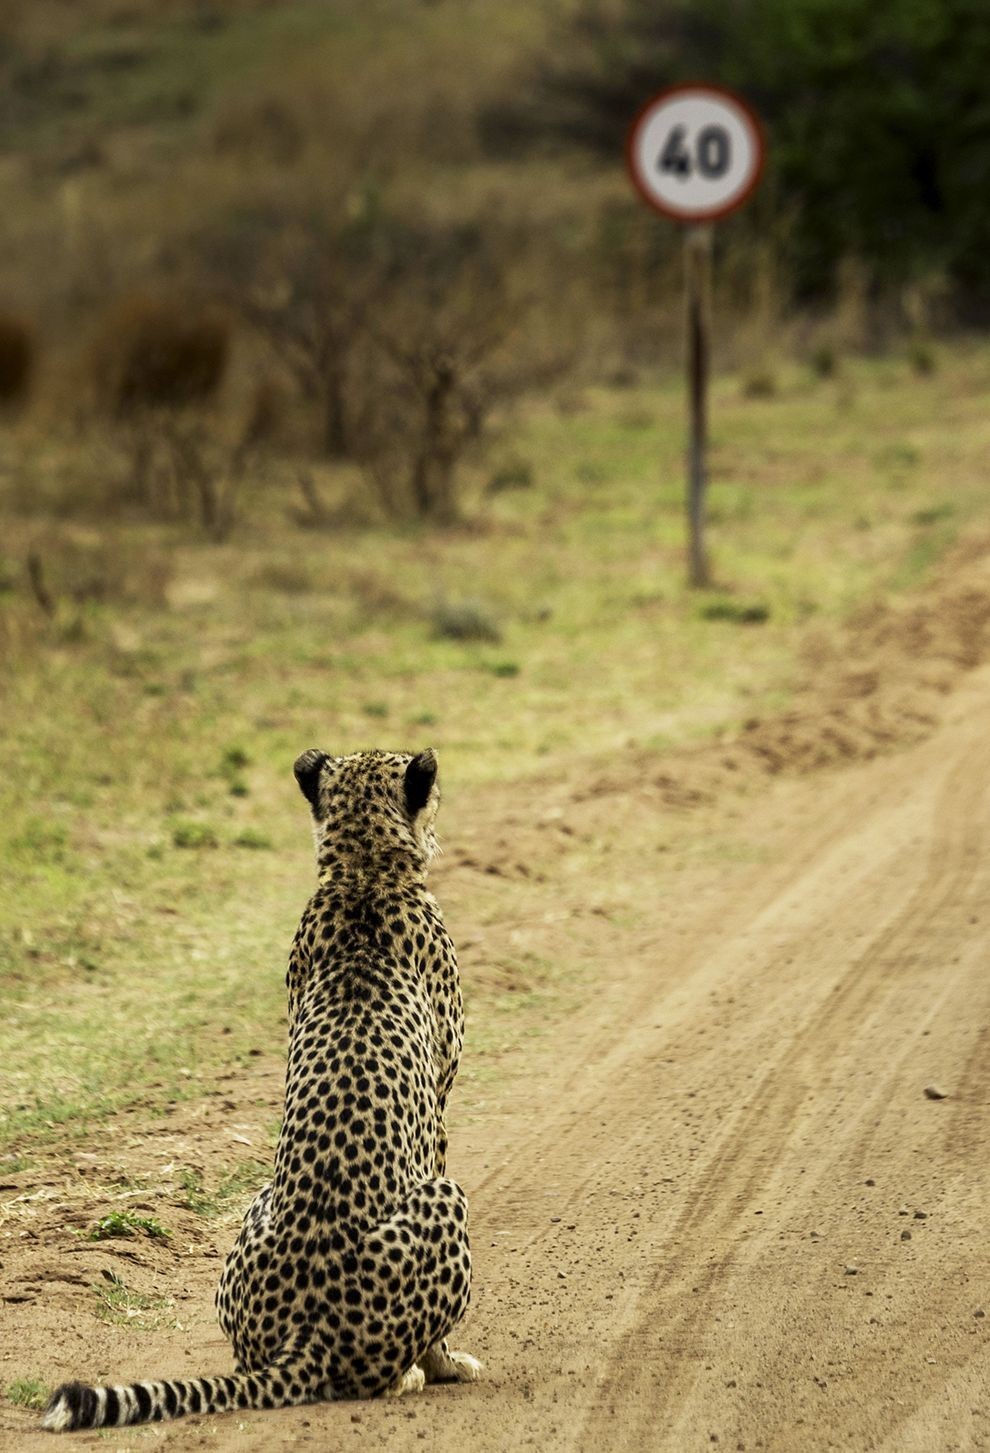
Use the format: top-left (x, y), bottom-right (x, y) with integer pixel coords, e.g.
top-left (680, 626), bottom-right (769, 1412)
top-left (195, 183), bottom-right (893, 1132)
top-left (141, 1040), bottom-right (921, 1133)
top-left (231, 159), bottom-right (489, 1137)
top-left (626, 84), bottom-right (765, 223)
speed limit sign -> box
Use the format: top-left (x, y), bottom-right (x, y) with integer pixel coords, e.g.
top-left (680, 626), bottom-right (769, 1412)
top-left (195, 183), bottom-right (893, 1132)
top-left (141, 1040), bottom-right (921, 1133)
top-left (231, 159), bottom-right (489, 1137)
top-left (625, 84), bottom-right (765, 587)
top-left (626, 84), bottom-right (765, 223)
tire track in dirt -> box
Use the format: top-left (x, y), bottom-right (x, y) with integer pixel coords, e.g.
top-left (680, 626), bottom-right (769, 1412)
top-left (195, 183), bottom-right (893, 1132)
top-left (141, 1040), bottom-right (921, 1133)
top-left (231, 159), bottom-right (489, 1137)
top-left (465, 757), bottom-right (926, 1228)
top-left (946, 1020), bottom-right (990, 1160)
top-left (574, 737), bottom-right (989, 1451)
top-left (474, 744), bottom-right (971, 1252)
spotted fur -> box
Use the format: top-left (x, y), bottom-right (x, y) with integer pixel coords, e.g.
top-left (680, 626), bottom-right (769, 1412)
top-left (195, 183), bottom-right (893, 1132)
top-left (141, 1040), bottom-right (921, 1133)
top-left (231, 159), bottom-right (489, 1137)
top-left (42, 747), bottom-right (480, 1433)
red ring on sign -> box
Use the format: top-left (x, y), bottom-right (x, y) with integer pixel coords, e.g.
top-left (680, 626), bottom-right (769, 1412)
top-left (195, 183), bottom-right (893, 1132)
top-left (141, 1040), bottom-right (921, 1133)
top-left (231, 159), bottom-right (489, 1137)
top-left (625, 82), bottom-right (766, 223)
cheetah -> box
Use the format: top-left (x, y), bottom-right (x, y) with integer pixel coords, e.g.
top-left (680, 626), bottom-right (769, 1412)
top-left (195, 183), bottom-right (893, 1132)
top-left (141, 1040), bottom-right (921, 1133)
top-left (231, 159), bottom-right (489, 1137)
top-left (42, 747), bottom-right (481, 1432)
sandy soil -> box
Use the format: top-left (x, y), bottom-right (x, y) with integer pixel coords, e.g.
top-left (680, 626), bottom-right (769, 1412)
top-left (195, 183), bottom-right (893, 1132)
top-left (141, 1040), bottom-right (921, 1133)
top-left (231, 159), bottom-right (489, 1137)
top-left (3, 552), bottom-right (990, 1453)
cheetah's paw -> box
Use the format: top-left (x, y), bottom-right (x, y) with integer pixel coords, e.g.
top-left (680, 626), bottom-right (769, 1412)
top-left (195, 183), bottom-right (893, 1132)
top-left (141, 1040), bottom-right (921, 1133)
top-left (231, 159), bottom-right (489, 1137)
top-left (384, 1365), bottom-right (426, 1399)
top-left (447, 1350), bottom-right (484, 1382)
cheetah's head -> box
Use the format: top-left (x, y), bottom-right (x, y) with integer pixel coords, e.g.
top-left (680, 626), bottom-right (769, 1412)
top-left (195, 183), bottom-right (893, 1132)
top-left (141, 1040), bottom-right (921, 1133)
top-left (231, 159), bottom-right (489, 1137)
top-left (293, 746), bottom-right (441, 874)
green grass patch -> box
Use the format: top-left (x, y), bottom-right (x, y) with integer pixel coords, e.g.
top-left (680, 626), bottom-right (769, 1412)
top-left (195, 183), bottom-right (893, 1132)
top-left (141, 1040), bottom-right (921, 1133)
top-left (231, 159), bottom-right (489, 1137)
top-left (170, 819), bottom-right (220, 850)
top-left (0, 1155), bottom-right (32, 1177)
top-left (910, 503), bottom-right (955, 526)
top-left (1, 1091), bottom-right (123, 1148)
top-left (7, 1378), bottom-right (49, 1411)
top-left (93, 1271), bottom-right (174, 1331)
top-left (891, 515), bottom-right (960, 590)
top-left (231, 828), bottom-right (274, 851)
top-left (697, 598), bottom-right (772, 625)
top-left (87, 1210), bottom-right (171, 1242)
top-left (179, 1161), bottom-right (269, 1219)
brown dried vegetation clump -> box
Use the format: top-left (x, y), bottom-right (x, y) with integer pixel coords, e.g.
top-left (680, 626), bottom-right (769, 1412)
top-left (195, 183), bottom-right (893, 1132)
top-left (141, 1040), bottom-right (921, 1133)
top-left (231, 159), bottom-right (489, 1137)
top-left (0, 313), bottom-right (34, 405)
top-left (90, 293), bottom-right (230, 416)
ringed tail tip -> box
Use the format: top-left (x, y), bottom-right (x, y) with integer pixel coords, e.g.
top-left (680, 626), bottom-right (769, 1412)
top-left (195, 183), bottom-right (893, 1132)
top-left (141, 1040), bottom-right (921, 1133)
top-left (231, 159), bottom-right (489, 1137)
top-left (41, 1383), bottom-right (94, 1433)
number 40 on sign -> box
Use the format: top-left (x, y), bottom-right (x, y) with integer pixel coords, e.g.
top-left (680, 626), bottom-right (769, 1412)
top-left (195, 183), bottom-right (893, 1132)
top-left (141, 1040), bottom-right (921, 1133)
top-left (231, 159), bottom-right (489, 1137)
top-left (626, 84), bottom-right (763, 224)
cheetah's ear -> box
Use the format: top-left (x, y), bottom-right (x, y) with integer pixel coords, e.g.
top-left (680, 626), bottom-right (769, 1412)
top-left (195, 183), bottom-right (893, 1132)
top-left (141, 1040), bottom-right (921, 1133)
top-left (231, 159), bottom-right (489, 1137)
top-left (404, 748), bottom-right (438, 816)
top-left (294, 749), bottom-right (329, 811)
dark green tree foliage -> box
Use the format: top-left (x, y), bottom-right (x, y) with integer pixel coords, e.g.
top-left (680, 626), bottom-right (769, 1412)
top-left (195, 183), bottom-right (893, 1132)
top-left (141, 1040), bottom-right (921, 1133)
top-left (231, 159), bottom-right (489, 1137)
top-left (520, 0), bottom-right (990, 305)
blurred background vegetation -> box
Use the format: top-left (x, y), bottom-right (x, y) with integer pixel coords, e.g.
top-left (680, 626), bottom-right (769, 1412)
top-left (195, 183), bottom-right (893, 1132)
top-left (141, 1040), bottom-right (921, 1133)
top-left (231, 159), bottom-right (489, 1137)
top-left (5, 0), bottom-right (990, 1144)
top-left (0, 0), bottom-right (985, 539)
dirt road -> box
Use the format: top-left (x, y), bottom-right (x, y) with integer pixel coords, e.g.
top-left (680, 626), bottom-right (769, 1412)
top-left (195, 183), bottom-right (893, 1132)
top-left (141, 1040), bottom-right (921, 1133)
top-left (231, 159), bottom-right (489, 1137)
top-left (4, 607), bottom-right (990, 1451)
top-left (404, 665), bottom-right (989, 1453)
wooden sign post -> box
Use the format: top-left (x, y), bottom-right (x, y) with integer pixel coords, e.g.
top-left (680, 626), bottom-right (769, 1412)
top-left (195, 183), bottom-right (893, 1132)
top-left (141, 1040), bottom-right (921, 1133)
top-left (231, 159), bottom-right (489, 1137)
top-left (684, 223), bottom-right (713, 586)
top-left (626, 85), bottom-right (765, 588)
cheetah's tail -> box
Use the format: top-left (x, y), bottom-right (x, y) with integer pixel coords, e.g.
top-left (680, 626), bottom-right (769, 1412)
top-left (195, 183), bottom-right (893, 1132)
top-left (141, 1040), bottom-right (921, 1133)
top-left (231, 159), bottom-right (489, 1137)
top-left (40, 1363), bottom-right (311, 1432)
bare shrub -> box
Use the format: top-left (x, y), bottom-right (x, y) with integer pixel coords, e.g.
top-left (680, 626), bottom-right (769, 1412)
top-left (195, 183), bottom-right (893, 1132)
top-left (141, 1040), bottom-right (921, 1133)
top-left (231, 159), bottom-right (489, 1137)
top-left (116, 412), bottom-right (249, 540)
top-left (907, 337), bottom-right (937, 375)
top-left (741, 367), bottom-right (777, 399)
top-left (809, 340), bottom-right (838, 379)
top-left (25, 551), bottom-right (55, 616)
top-left (358, 340), bottom-right (488, 523)
top-left (346, 568), bottom-right (412, 618)
top-left (354, 222), bottom-right (569, 522)
top-left (205, 195), bottom-right (574, 487)
top-left (290, 469), bottom-right (335, 530)
top-left (75, 293), bottom-right (262, 536)
top-left (357, 327), bottom-right (558, 522)
top-left (205, 203), bottom-right (381, 460)
top-left (288, 468), bottom-right (327, 530)
top-left (157, 415), bottom-right (228, 538)
top-left (238, 374), bottom-right (287, 454)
